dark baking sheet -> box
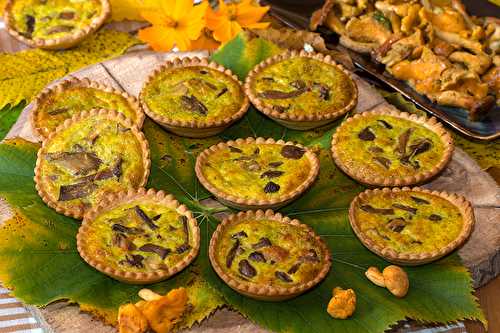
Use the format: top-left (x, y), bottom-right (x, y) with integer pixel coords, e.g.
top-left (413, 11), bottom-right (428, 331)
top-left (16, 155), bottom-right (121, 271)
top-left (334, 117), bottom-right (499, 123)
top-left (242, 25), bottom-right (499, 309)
top-left (264, 0), bottom-right (500, 141)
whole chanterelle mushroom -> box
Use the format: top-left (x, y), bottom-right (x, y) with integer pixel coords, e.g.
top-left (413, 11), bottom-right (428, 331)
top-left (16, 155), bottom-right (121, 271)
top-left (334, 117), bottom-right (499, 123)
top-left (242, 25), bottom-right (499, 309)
top-left (382, 265), bottom-right (409, 298)
top-left (365, 265), bottom-right (409, 298)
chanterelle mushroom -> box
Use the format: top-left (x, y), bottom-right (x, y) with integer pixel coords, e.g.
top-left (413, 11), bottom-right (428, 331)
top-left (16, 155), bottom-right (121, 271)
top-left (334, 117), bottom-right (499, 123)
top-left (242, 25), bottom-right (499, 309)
top-left (382, 265), bottom-right (409, 298)
top-left (327, 287), bottom-right (357, 319)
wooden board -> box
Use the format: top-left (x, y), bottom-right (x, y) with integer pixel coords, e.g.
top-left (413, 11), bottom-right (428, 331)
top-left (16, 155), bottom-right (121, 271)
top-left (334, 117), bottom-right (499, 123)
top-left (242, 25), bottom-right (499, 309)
top-left (1, 50), bottom-right (499, 332)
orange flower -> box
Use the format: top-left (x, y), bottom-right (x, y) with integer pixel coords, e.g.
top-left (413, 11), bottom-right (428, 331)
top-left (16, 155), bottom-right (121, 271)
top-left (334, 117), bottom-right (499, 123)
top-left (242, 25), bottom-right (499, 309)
top-left (191, 27), bottom-right (221, 51)
top-left (138, 0), bottom-right (208, 51)
top-left (206, 0), bottom-right (270, 43)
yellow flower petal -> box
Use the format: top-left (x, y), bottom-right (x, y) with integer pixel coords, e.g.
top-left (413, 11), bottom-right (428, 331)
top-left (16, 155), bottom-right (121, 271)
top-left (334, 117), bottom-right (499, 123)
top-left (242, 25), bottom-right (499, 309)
top-left (173, 0), bottom-right (194, 22)
top-left (243, 21), bottom-right (270, 29)
top-left (236, 3), bottom-right (269, 27)
top-left (140, 10), bottom-right (166, 25)
top-left (138, 26), bottom-right (175, 51)
top-left (212, 19), bottom-right (234, 42)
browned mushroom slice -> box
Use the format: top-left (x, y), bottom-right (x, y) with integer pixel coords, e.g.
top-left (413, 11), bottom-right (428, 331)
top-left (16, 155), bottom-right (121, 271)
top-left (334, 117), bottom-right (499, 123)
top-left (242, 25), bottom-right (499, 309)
top-left (139, 244), bottom-right (171, 259)
top-left (260, 170), bottom-right (284, 179)
top-left (112, 223), bottom-right (143, 234)
top-left (368, 146), bottom-right (384, 154)
top-left (408, 139), bottom-right (432, 157)
top-left (387, 218), bottom-right (406, 233)
top-left (360, 204), bottom-right (394, 215)
top-left (248, 251), bottom-right (266, 263)
top-left (268, 161), bottom-right (283, 168)
top-left (358, 127), bottom-right (375, 141)
top-left (59, 11), bottom-right (76, 20)
top-left (23, 15), bottom-right (35, 38)
top-left (395, 128), bottom-right (414, 155)
top-left (59, 181), bottom-right (97, 201)
top-left (239, 259), bottom-right (257, 278)
top-left (252, 237), bottom-right (271, 249)
top-left (264, 181), bottom-right (280, 193)
top-left (377, 119), bottom-right (393, 129)
top-left (258, 88), bottom-right (306, 99)
top-left (176, 216), bottom-right (190, 254)
top-left (281, 145), bottom-right (305, 159)
top-left (216, 87), bottom-right (228, 98)
top-left (112, 233), bottom-right (136, 251)
top-left (373, 156), bottom-right (391, 170)
top-left (299, 249), bottom-right (320, 263)
top-left (45, 151), bottom-right (102, 176)
top-left (78, 157), bottom-right (122, 182)
top-left (287, 262), bottom-right (301, 274)
top-left (410, 196), bottom-right (430, 204)
top-left (312, 82), bottom-right (330, 101)
top-left (228, 146), bottom-right (242, 153)
top-left (275, 271), bottom-right (293, 282)
top-left (392, 204), bottom-right (417, 215)
top-left (134, 206), bottom-right (159, 230)
top-left (120, 254), bottom-right (144, 268)
top-left (46, 25), bottom-right (74, 34)
top-left (428, 214), bottom-right (442, 221)
top-left (180, 95), bottom-right (208, 115)
top-left (226, 239), bottom-right (240, 268)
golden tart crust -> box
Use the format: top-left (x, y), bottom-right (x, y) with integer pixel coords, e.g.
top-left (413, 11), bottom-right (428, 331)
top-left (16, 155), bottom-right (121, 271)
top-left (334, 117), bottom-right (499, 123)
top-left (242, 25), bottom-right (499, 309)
top-left (244, 50), bottom-right (358, 130)
top-left (349, 187), bottom-right (474, 265)
top-left (31, 77), bottom-right (144, 140)
top-left (209, 209), bottom-right (331, 301)
top-left (4, 0), bottom-right (110, 49)
top-left (195, 137), bottom-right (320, 210)
top-left (331, 107), bottom-right (454, 186)
top-left (77, 188), bottom-right (200, 284)
top-left (34, 109), bottom-right (150, 219)
top-left (140, 57), bottom-right (249, 138)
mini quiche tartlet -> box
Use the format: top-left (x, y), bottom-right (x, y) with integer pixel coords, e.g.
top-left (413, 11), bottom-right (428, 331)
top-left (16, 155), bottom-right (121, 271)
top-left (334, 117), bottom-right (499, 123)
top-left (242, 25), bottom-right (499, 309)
top-left (331, 107), bottom-right (453, 186)
top-left (35, 109), bottom-right (150, 219)
top-left (140, 57), bottom-right (249, 138)
top-left (32, 77), bottom-right (144, 140)
top-left (349, 187), bottom-right (474, 265)
top-left (195, 137), bottom-right (319, 209)
top-left (4, 0), bottom-right (110, 49)
top-left (209, 209), bottom-right (331, 300)
top-left (77, 188), bottom-right (200, 284)
top-left (244, 50), bottom-right (358, 130)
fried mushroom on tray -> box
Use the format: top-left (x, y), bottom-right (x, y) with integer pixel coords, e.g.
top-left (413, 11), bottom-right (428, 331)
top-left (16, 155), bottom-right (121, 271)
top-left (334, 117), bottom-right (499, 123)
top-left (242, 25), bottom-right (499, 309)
top-left (311, 0), bottom-right (499, 119)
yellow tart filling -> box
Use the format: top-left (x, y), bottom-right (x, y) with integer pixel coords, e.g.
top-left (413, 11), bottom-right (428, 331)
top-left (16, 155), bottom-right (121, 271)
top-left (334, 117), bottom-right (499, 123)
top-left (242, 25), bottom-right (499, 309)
top-left (10, 0), bottom-right (102, 40)
top-left (250, 57), bottom-right (355, 117)
top-left (353, 191), bottom-right (464, 254)
top-left (334, 114), bottom-right (445, 178)
top-left (83, 200), bottom-right (194, 273)
top-left (142, 66), bottom-right (245, 124)
top-left (38, 114), bottom-right (147, 214)
top-left (215, 218), bottom-right (327, 286)
top-left (35, 86), bottom-right (140, 135)
top-left (200, 143), bottom-right (312, 201)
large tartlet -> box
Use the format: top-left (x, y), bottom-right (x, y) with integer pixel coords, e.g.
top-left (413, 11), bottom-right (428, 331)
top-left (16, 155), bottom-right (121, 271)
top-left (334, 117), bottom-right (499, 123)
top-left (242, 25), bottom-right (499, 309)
top-left (140, 57), bottom-right (249, 138)
top-left (244, 50), bottom-right (358, 130)
top-left (4, 0), bottom-right (110, 49)
top-left (331, 107), bottom-right (453, 186)
top-left (195, 137), bottom-right (319, 209)
top-left (77, 188), bottom-right (200, 284)
top-left (349, 187), bottom-right (474, 265)
top-left (31, 77), bottom-right (144, 140)
top-left (209, 209), bottom-right (331, 301)
top-left (34, 109), bottom-right (150, 219)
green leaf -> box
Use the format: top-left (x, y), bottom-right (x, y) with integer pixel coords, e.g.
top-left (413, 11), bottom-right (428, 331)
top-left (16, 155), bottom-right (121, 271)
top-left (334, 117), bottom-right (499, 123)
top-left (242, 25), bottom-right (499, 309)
top-left (0, 102), bottom-right (25, 140)
top-left (0, 29), bottom-right (139, 110)
top-left (0, 32), bottom-right (485, 333)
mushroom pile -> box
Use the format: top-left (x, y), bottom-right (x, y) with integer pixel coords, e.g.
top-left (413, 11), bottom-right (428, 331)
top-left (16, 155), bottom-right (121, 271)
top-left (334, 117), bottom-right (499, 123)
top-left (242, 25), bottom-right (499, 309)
top-left (310, 0), bottom-right (499, 120)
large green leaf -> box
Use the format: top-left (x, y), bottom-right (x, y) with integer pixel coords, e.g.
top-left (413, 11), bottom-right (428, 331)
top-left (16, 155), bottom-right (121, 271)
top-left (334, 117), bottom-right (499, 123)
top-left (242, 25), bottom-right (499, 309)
top-left (0, 31), bottom-right (485, 332)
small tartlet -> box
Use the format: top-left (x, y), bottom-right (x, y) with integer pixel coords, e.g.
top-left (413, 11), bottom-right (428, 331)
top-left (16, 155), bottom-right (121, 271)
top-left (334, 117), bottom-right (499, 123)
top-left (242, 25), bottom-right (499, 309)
top-left (349, 187), bottom-right (474, 265)
top-left (195, 137), bottom-right (320, 210)
top-left (77, 188), bottom-right (200, 284)
top-left (140, 57), bottom-right (249, 138)
top-left (244, 50), bottom-right (358, 130)
top-left (4, 0), bottom-right (110, 49)
top-left (331, 107), bottom-right (454, 186)
top-left (31, 77), bottom-right (144, 140)
top-left (209, 209), bottom-right (331, 301)
top-left (34, 109), bottom-right (151, 219)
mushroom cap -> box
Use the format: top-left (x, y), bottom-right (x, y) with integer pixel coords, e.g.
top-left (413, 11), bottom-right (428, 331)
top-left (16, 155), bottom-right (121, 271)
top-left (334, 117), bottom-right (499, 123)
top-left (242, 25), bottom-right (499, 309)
top-left (382, 265), bottom-right (409, 298)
